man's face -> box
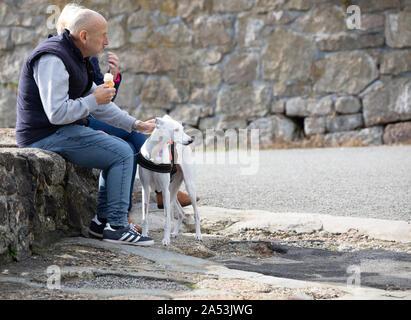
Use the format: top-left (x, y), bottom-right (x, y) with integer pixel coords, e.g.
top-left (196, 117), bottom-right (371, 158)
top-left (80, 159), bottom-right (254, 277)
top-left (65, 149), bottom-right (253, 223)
top-left (84, 19), bottom-right (109, 57)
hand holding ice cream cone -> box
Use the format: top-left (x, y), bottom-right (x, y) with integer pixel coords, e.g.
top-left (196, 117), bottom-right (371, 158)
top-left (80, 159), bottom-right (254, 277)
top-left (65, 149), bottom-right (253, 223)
top-left (93, 83), bottom-right (116, 105)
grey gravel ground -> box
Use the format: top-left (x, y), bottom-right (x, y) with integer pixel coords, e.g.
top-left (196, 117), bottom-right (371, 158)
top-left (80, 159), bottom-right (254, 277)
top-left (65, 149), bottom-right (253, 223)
top-left (190, 145), bottom-right (411, 222)
top-left (63, 275), bottom-right (189, 291)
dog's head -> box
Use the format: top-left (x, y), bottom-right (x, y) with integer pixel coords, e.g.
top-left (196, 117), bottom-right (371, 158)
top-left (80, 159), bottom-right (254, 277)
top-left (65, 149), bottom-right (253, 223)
top-left (155, 115), bottom-right (194, 145)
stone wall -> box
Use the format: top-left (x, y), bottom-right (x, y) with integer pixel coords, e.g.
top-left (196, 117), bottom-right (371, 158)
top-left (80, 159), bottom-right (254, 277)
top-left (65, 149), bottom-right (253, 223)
top-left (1, 0), bottom-right (411, 148)
top-left (0, 130), bottom-right (98, 263)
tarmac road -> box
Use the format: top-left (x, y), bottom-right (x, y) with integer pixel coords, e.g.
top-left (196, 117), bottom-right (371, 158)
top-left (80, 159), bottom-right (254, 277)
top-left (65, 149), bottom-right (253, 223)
top-left (192, 145), bottom-right (411, 222)
top-left (213, 244), bottom-right (411, 291)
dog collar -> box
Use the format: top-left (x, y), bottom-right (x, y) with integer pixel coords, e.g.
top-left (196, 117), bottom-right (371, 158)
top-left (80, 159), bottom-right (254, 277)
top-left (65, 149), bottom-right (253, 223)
top-left (137, 142), bottom-right (177, 178)
top-left (137, 152), bottom-right (173, 173)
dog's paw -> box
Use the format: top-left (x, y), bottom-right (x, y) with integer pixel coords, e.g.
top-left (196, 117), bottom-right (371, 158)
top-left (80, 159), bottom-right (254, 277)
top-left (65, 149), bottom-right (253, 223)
top-left (162, 238), bottom-right (170, 246)
top-left (141, 228), bottom-right (148, 237)
top-left (171, 232), bottom-right (178, 238)
top-left (195, 233), bottom-right (203, 241)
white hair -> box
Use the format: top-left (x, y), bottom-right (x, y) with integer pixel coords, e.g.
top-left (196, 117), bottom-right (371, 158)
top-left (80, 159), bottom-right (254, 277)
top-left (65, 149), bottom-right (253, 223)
top-left (56, 3), bottom-right (84, 34)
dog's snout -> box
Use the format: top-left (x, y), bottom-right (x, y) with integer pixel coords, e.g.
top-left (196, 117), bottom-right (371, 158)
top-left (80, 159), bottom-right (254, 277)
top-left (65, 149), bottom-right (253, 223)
top-left (183, 138), bottom-right (194, 145)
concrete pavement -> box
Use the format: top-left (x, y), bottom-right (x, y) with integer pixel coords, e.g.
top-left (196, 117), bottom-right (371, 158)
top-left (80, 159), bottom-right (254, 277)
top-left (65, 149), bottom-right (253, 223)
top-left (127, 205), bottom-right (411, 296)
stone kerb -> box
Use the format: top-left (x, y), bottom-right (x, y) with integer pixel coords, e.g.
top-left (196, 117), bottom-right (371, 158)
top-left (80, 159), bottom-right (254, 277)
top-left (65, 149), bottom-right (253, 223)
top-left (0, 131), bottom-right (98, 263)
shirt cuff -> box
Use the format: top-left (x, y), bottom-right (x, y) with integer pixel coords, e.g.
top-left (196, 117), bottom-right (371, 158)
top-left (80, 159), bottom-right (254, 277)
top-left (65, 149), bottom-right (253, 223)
top-left (132, 119), bottom-right (142, 131)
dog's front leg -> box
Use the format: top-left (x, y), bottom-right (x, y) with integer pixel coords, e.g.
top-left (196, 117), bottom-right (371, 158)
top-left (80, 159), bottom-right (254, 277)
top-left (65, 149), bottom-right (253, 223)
top-left (192, 202), bottom-right (202, 241)
top-left (172, 200), bottom-right (185, 237)
top-left (185, 180), bottom-right (202, 241)
top-left (169, 174), bottom-right (183, 238)
top-left (162, 188), bottom-right (171, 246)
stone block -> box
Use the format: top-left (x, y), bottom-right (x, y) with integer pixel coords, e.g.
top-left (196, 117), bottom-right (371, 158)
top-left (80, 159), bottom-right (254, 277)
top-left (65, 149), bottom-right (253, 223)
top-left (223, 53), bottom-right (258, 84)
top-left (193, 15), bottom-right (234, 48)
top-left (263, 29), bottom-right (315, 84)
top-left (313, 52), bottom-right (378, 95)
top-left (213, 0), bottom-right (254, 13)
top-left (295, 5), bottom-right (347, 34)
top-left (386, 11), bottom-right (411, 48)
top-left (304, 116), bottom-right (326, 136)
top-left (322, 126), bottom-right (384, 147)
top-left (362, 79), bottom-right (411, 126)
top-left (383, 122), bottom-right (411, 145)
top-left (216, 84), bottom-right (271, 120)
top-left (286, 96), bottom-right (334, 117)
top-left (248, 115), bottom-right (300, 148)
top-left (335, 96), bottom-right (362, 114)
top-left (316, 33), bottom-right (384, 52)
top-left (326, 114), bottom-right (364, 133)
top-left (169, 104), bottom-right (202, 126)
top-left (380, 51), bottom-right (411, 76)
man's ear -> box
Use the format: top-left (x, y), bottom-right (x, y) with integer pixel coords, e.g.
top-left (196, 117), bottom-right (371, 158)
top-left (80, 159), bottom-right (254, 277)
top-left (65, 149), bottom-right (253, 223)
top-left (79, 29), bottom-right (87, 42)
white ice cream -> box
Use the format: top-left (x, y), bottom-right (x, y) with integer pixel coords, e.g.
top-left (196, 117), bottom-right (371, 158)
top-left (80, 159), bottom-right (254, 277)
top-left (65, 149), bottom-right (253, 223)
top-left (104, 73), bottom-right (114, 83)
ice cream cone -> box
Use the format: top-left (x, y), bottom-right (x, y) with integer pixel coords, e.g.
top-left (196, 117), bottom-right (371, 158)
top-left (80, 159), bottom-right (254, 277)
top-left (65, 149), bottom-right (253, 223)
top-left (104, 73), bottom-right (114, 88)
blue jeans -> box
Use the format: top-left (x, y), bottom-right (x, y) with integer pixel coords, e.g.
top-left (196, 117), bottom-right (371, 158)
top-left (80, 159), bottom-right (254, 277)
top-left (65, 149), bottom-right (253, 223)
top-left (87, 116), bottom-right (146, 212)
top-left (26, 124), bottom-right (135, 227)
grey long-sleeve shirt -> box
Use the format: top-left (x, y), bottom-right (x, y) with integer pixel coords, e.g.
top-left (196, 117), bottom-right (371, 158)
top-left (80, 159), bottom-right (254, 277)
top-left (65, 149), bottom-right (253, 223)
top-left (33, 54), bottom-right (138, 132)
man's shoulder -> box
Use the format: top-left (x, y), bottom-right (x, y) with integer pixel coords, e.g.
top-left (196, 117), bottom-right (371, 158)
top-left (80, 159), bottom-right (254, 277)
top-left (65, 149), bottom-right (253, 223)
top-left (27, 35), bottom-right (67, 68)
top-left (37, 54), bottom-right (63, 63)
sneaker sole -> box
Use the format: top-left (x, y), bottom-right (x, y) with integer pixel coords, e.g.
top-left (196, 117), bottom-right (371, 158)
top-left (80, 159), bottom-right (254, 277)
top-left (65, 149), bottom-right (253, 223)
top-left (88, 228), bottom-right (103, 239)
top-left (102, 238), bottom-right (154, 246)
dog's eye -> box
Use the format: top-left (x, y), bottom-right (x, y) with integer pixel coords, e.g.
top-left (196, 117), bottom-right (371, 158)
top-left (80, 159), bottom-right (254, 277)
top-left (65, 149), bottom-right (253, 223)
top-left (174, 128), bottom-right (179, 132)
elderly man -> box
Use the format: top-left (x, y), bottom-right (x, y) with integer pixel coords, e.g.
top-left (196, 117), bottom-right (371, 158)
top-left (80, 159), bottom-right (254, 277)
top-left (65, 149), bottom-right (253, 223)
top-left (16, 9), bottom-right (155, 246)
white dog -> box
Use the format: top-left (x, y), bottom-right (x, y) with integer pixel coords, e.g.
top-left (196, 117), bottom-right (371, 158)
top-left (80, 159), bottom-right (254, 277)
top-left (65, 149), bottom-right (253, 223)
top-left (137, 115), bottom-right (202, 246)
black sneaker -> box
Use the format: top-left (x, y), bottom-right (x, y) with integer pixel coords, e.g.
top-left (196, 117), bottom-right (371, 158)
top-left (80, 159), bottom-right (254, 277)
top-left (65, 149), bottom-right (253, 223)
top-left (103, 223), bottom-right (154, 246)
top-left (88, 215), bottom-right (107, 238)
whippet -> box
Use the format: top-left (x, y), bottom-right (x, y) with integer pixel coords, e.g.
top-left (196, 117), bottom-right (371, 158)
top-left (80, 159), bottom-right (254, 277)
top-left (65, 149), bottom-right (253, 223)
top-left (137, 115), bottom-right (202, 246)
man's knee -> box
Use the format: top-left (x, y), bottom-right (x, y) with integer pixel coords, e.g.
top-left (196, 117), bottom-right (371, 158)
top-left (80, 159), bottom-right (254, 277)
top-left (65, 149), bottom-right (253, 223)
top-left (114, 138), bottom-right (135, 163)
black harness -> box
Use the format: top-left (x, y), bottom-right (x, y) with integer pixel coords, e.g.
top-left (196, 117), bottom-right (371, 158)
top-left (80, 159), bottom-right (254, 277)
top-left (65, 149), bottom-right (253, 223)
top-left (137, 142), bottom-right (177, 181)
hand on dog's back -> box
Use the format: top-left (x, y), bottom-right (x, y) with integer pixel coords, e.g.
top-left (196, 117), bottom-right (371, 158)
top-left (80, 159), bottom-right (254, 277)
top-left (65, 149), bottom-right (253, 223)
top-left (136, 119), bottom-right (156, 134)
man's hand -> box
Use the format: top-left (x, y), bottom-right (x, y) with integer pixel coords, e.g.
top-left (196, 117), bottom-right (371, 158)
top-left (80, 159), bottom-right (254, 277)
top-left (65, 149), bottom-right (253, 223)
top-left (136, 119), bottom-right (156, 134)
top-left (93, 84), bottom-right (116, 105)
top-left (107, 51), bottom-right (120, 78)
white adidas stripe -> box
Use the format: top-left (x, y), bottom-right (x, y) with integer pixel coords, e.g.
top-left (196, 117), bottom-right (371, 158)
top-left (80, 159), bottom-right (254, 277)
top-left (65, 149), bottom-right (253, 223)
top-left (132, 235), bottom-right (141, 243)
top-left (119, 232), bottom-right (131, 241)
top-left (125, 234), bottom-right (137, 242)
